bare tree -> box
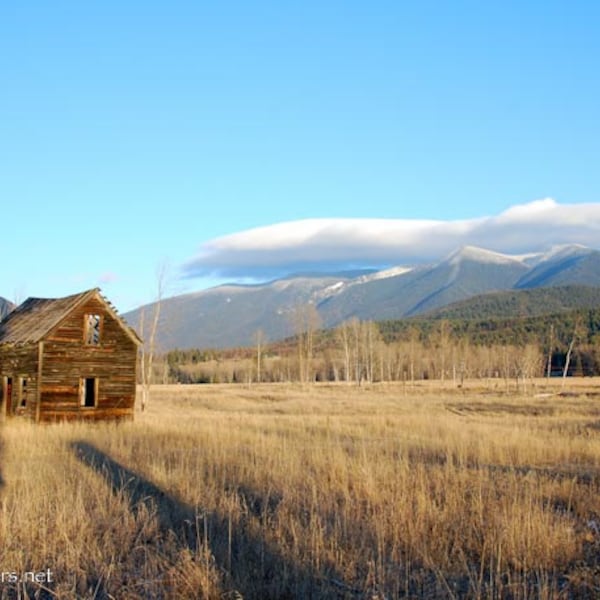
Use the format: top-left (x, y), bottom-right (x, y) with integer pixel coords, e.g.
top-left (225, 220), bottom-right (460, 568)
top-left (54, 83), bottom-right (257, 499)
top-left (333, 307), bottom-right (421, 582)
top-left (361, 320), bottom-right (382, 384)
top-left (139, 262), bottom-right (168, 412)
top-left (12, 285), bottom-right (27, 308)
top-left (455, 338), bottom-right (470, 386)
top-left (407, 326), bottom-right (420, 384)
top-left (434, 320), bottom-right (451, 382)
top-left (254, 329), bottom-right (265, 383)
top-left (336, 320), bottom-right (352, 383)
top-left (562, 316), bottom-right (584, 388)
top-left (351, 317), bottom-right (362, 385)
top-left (291, 303), bottom-right (321, 384)
top-left (522, 343), bottom-right (544, 393)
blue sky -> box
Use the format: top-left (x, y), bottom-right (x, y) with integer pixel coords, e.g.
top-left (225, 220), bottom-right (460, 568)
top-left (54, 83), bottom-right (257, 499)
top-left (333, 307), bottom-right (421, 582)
top-left (1, 1), bottom-right (599, 311)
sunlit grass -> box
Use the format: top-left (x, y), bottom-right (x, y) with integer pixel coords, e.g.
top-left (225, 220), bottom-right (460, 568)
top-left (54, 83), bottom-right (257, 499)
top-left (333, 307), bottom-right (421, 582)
top-left (1, 379), bottom-right (600, 598)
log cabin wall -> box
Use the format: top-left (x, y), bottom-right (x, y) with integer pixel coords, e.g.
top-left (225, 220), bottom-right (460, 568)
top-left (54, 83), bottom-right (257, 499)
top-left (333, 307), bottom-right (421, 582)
top-left (0, 343), bottom-right (39, 419)
top-left (40, 296), bottom-right (137, 421)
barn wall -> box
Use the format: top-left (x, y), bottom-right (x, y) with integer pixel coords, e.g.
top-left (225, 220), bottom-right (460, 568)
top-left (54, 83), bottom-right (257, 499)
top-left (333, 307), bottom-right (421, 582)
top-left (40, 296), bottom-right (137, 421)
top-left (0, 343), bottom-right (39, 419)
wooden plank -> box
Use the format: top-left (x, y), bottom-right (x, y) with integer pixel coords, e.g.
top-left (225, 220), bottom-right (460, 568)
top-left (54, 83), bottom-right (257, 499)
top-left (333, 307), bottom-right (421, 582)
top-left (39, 406), bottom-right (133, 422)
top-left (35, 341), bottom-right (43, 423)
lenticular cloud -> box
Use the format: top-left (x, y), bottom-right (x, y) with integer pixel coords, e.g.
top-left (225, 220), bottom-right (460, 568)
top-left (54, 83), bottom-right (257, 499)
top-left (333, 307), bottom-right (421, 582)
top-left (182, 199), bottom-right (600, 279)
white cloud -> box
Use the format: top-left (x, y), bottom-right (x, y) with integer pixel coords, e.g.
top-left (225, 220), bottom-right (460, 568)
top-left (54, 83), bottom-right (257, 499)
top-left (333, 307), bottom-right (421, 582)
top-left (182, 199), bottom-right (600, 280)
top-left (496, 198), bottom-right (559, 221)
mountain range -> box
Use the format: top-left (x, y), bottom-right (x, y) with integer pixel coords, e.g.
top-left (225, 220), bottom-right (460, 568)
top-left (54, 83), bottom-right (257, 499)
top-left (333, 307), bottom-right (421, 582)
top-left (123, 243), bottom-right (600, 350)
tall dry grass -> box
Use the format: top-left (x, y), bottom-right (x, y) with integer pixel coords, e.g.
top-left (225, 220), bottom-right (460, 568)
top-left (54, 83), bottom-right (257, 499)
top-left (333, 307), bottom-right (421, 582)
top-left (1, 380), bottom-right (600, 598)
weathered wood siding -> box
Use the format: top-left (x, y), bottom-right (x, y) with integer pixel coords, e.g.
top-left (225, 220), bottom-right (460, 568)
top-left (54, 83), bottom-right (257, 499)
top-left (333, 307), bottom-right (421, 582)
top-left (0, 343), bottom-right (39, 419)
top-left (40, 296), bottom-right (137, 421)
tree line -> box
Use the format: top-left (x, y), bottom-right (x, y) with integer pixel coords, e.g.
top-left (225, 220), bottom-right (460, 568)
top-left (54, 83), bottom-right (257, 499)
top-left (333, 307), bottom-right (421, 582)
top-left (155, 307), bottom-right (600, 385)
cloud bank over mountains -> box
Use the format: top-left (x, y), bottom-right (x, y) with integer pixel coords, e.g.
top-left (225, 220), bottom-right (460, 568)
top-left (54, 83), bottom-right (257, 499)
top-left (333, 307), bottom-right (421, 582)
top-left (183, 199), bottom-right (600, 280)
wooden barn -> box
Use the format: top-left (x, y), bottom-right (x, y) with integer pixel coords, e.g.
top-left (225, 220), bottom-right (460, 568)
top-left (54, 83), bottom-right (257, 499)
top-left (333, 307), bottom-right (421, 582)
top-left (0, 288), bottom-right (141, 422)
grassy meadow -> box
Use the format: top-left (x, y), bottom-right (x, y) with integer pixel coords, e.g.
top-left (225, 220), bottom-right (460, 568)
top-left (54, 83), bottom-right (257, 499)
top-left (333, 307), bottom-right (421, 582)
top-left (1, 379), bottom-right (600, 598)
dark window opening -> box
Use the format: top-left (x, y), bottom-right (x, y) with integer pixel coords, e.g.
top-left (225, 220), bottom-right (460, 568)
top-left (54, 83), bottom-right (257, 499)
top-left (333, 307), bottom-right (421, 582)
top-left (84, 314), bottom-right (102, 345)
top-left (80, 377), bottom-right (97, 408)
top-left (20, 378), bottom-right (27, 407)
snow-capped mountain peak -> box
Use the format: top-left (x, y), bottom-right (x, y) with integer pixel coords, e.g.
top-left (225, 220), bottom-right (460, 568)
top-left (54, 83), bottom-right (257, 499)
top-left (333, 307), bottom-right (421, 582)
top-left (446, 245), bottom-right (525, 266)
top-left (355, 265), bottom-right (413, 283)
top-left (123, 243), bottom-right (600, 349)
top-left (540, 243), bottom-right (593, 262)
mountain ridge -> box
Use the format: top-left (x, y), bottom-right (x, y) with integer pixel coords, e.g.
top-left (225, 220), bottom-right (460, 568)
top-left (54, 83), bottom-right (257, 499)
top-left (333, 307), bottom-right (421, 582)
top-left (124, 244), bottom-right (600, 349)
top-left (420, 285), bottom-right (600, 320)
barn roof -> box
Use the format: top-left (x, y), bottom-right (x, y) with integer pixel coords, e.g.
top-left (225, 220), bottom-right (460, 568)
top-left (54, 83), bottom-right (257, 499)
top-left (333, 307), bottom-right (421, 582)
top-left (0, 288), bottom-right (142, 346)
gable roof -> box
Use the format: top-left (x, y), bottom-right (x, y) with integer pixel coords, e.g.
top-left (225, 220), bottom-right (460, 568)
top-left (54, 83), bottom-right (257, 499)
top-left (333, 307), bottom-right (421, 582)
top-left (0, 288), bottom-right (142, 346)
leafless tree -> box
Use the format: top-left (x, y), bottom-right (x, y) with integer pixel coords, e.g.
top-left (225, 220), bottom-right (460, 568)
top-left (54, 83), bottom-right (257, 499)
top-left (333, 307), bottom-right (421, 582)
top-left (351, 317), bottom-right (362, 384)
top-left (360, 320), bottom-right (382, 384)
top-left (139, 262), bottom-right (169, 412)
top-left (433, 320), bottom-right (451, 382)
top-left (291, 303), bottom-right (321, 384)
top-left (12, 285), bottom-right (27, 308)
top-left (254, 329), bottom-right (265, 383)
top-left (407, 326), bottom-right (420, 384)
top-left (562, 316), bottom-right (584, 388)
top-left (336, 320), bottom-right (352, 383)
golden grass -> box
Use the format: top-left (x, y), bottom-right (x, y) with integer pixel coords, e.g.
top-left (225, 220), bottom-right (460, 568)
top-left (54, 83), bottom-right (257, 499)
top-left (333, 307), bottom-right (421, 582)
top-left (1, 379), bottom-right (600, 598)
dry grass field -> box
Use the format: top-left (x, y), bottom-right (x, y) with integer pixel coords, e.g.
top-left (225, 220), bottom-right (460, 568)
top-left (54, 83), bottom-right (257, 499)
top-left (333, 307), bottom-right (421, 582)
top-left (1, 379), bottom-right (600, 599)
